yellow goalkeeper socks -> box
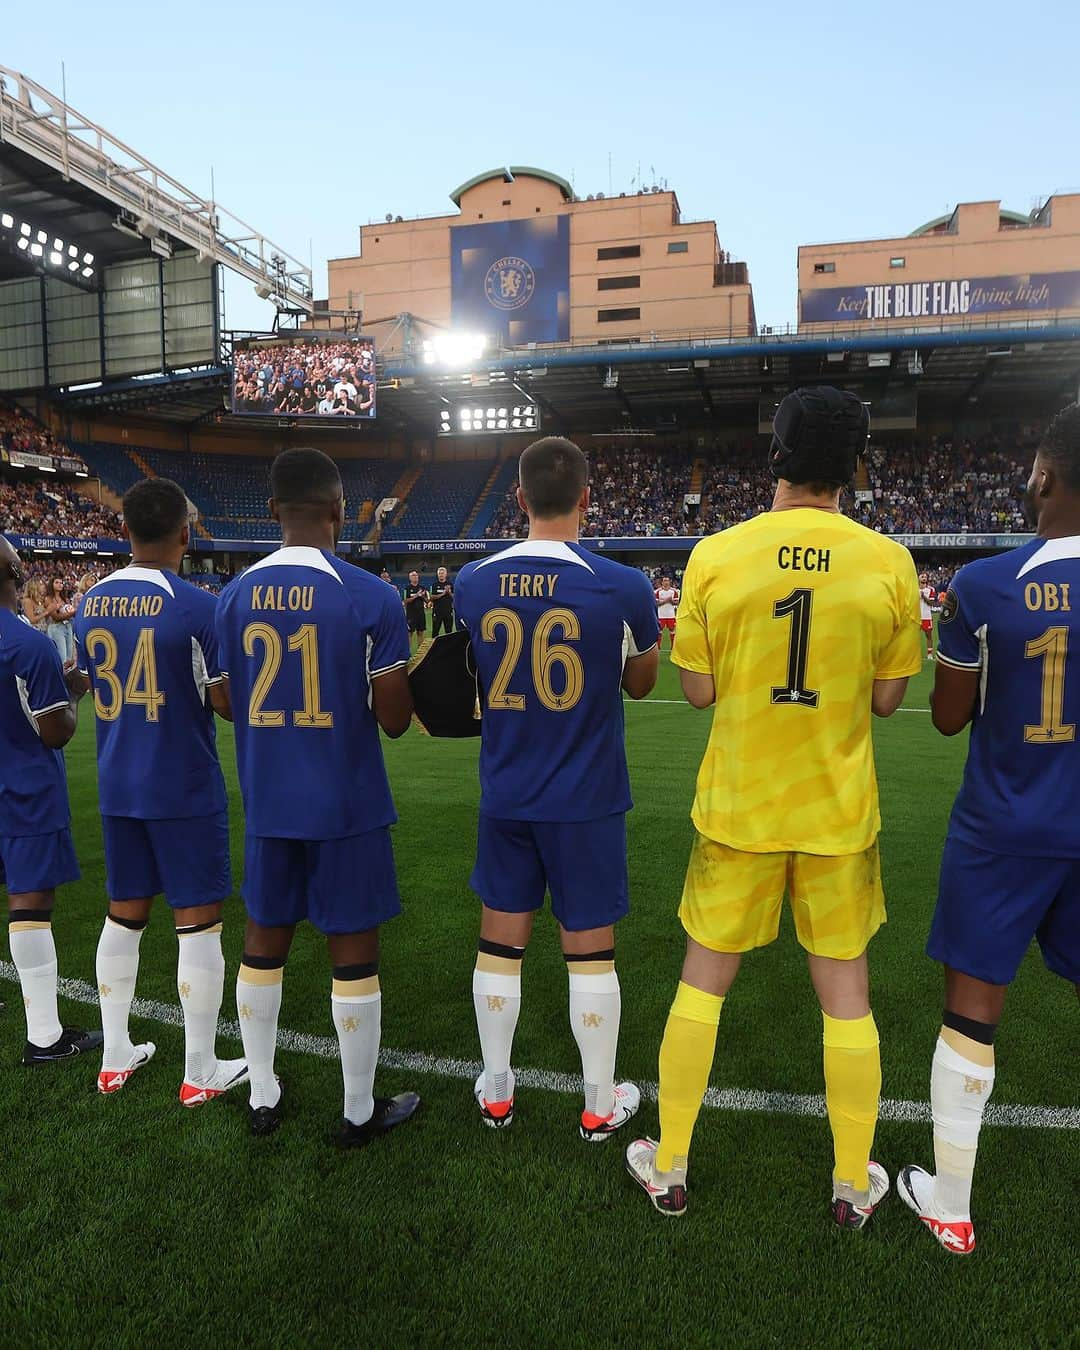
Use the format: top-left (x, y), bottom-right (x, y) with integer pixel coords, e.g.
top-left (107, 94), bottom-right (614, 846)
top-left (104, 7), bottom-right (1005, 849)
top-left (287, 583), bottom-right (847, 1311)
top-left (656, 981), bottom-right (725, 1174)
top-left (822, 1011), bottom-right (881, 1195)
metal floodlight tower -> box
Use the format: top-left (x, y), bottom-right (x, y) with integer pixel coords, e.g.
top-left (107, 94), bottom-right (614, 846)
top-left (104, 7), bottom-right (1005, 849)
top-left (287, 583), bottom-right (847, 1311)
top-left (0, 64), bottom-right (315, 312)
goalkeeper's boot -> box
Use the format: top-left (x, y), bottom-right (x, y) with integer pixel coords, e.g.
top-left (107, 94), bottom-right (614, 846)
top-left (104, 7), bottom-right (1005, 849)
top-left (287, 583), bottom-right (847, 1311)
top-left (22, 1026), bottom-right (103, 1066)
top-left (830, 1160), bottom-right (890, 1231)
top-left (474, 1072), bottom-right (514, 1129)
top-left (898, 1164), bottom-right (976, 1255)
top-left (97, 1041), bottom-right (156, 1093)
top-left (624, 1137), bottom-right (688, 1216)
top-left (179, 1057), bottom-right (249, 1108)
top-left (580, 1081), bottom-right (640, 1141)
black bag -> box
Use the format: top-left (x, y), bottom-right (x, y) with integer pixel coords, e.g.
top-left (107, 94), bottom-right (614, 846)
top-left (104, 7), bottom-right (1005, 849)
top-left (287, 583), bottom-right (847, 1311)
top-left (408, 629), bottom-right (482, 738)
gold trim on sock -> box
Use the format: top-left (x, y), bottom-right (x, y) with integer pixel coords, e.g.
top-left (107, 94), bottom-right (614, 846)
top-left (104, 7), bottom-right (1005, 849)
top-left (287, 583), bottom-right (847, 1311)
top-left (565, 959), bottom-right (615, 976)
top-left (238, 963), bottom-right (284, 987)
top-left (8, 920), bottom-right (51, 933)
top-left (475, 952), bottom-right (522, 976)
top-left (332, 976), bottom-right (379, 999)
top-left (934, 1136), bottom-right (977, 1177)
top-left (941, 1026), bottom-right (995, 1068)
top-left (178, 922), bottom-right (222, 938)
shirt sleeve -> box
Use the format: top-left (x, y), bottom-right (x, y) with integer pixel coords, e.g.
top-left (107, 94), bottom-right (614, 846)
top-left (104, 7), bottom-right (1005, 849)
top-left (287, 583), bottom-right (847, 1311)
top-left (623, 569), bottom-right (661, 657)
top-left (213, 594), bottom-right (231, 677)
top-left (17, 628), bottom-right (70, 717)
top-left (453, 567), bottom-right (472, 632)
top-left (935, 565), bottom-right (982, 670)
top-left (369, 583), bottom-right (410, 677)
top-left (191, 590), bottom-right (224, 684)
top-left (876, 549), bottom-right (925, 679)
top-left (670, 545), bottom-right (712, 674)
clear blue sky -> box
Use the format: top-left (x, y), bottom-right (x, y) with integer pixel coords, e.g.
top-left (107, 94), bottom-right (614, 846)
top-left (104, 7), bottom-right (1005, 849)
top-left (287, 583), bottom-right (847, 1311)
top-left (5, 0), bottom-right (1078, 334)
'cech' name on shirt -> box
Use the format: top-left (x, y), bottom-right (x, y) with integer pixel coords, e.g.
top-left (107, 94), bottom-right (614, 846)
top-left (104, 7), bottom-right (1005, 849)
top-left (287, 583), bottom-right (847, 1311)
top-left (81, 594), bottom-right (165, 618)
top-left (498, 572), bottom-right (560, 598)
top-left (777, 546), bottom-right (831, 573)
top-left (250, 584), bottom-right (315, 612)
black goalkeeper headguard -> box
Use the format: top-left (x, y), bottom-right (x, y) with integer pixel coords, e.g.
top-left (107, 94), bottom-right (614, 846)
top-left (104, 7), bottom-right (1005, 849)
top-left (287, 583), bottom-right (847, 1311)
top-left (768, 387), bottom-right (869, 487)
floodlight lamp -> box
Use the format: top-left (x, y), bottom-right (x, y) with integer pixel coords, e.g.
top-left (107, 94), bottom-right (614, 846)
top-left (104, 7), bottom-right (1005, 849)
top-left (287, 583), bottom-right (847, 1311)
top-left (53, 238), bottom-right (63, 251)
top-left (83, 252), bottom-right (94, 264)
top-left (68, 244), bottom-right (78, 257)
top-left (19, 222), bottom-right (30, 236)
top-left (49, 251), bottom-right (62, 266)
top-left (17, 237), bottom-right (28, 250)
top-left (81, 267), bottom-right (93, 278)
top-left (30, 243), bottom-right (43, 257)
top-left (67, 260), bottom-right (79, 271)
top-left (421, 332), bottom-right (487, 368)
top-left (1, 213), bottom-right (13, 228)
top-left (36, 230), bottom-right (47, 244)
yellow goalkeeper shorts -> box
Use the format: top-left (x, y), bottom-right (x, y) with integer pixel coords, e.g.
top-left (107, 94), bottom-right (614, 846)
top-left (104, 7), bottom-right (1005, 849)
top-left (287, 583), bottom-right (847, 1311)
top-left (678, 833), bottom-right (885, 960)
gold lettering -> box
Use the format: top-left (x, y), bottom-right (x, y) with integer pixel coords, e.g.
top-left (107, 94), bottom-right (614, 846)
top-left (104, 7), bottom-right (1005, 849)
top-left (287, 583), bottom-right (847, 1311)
top-left (1063, 583), bottom-right (1072, 612)
top-left (1025, 582), bottom-right (1042, 611)
top-left (547, 573), bottom-right (558, 596)
top-left (252, 585), bottom-right (263, 610)
top-left (288, 585), bottom-right (302, 610)
top-left (507, 574), bottom-right (519, 598)
top-left (300, 586), bottom-right (314, 612)
top-left (1046, 583), bottom-right (1060, 612)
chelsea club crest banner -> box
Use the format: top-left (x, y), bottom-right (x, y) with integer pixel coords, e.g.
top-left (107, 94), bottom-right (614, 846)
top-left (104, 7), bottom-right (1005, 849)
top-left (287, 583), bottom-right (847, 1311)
top-left (450, 216), bottom-right (570, 345)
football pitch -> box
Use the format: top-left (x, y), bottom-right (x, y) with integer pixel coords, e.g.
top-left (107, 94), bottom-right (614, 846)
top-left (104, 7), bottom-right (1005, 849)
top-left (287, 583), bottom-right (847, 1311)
top-left (2, 650), bottom-right (1077, 1349)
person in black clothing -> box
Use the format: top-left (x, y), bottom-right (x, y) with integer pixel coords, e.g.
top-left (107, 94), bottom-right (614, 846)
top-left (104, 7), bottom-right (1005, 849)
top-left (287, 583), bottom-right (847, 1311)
top-left (430, 566), bottom-right (454, 638)
top-left (403, 570), bottom-right (429, 650)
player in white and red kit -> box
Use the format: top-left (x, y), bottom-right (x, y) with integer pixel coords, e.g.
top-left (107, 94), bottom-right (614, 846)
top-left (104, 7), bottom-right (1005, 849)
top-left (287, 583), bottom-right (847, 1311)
top-left (918, 572), bottom-right (935, 659)
top-left (655, 575), bottom-right (680, 650)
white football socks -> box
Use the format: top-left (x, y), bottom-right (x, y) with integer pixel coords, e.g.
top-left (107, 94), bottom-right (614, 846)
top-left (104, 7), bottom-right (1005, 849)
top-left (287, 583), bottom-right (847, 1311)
top-left (931, 1033), bottom-right (996, 1220)
top-left (96, 917), bottom-right (145, 1069)
top-left (568, 964), bottom-right (621, 1121)
top-left (236, 963), bottom-right (283, 1110)
top-left (331, 973), bottom-right (382, 1127)
top-left (472, 958), bottom-right (522, 1106)
top-left (9, 918), bottom-right (63, 1049)
top-left (176, 925), bottom-right (226, 1086)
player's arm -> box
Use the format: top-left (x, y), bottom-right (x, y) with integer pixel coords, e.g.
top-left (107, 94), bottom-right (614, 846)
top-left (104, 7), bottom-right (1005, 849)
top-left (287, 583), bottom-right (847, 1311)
top-left (679, 669), bottom-right (715, 709)
top-left (670, 549), bottom-right (713, 707)
top-left (871, 676), bottom-right (909, 718)
top-left (930, 664), bottom-right (978, 735)
top-left (622, 571), bottom-right (661, 700)
top-left (195, 593), bottom-right (233, 721)
top-left (22, 632), bottom-right (81, 749)
top-left (930, 576), bottom-right (981, 735)
top-left (209, 678), bottom-right (233, 722)
top-left (371, 666), bottom-right (413, 738)
top-left (622, 647), bottom-right (659, 700)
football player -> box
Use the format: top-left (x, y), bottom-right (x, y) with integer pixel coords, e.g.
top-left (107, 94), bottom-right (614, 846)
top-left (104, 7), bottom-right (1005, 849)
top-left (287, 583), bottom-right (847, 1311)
top-left (73, 479), bottom-right (246, 1103)
top-left (919, 571), bottom-right (936, 659)
top-left (625, 388), bottom-right (922, 1224)
top-left (216, 448), bottom-right (419, 1142)
top-left (455, 437), bottom-right (659, 1139)
top-left (0, 535), bottom-right (101, 1065)
top-left (899, 404), bottom-right (1080, 1255)
top-left (655, 574), bottom-right (680, 651)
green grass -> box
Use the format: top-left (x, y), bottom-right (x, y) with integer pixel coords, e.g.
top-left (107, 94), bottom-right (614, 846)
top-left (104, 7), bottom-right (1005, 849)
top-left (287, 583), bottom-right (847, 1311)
top-left (3, 648), bottom-right (1078, 1349)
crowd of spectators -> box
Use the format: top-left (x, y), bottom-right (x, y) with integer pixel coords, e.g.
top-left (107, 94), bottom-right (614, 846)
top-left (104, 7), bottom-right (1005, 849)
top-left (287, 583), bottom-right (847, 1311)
top-left (483, 434), bottom-right (1034, 540)
top-left (0, 476), bottom-right (122, 539)
top-left (0, 401), bottom-right (88, 469)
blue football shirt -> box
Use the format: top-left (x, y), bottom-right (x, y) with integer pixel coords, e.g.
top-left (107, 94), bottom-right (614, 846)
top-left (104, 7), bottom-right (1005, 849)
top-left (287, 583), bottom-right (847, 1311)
top-left (74, 566), bottom-right (227, 821)
top-left (454, 540), bottom-right (660, 822)
top-left (938, 536), bottom-right (1080, 857)
top-left (0, 608), bottom-right (72, 837)
top-left (216, 547), bottom-right (409, 840)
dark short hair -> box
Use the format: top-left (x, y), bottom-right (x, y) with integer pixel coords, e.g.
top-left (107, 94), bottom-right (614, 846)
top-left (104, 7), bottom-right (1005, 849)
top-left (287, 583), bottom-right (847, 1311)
top-left (270, 447), bottom-right (342, 505)
top-left (123, 477), bottom-right (189, 544)
top-left (518, 437), bottom-right (588, 519)
top-left (1039, 403), bottom-right (1080, 493)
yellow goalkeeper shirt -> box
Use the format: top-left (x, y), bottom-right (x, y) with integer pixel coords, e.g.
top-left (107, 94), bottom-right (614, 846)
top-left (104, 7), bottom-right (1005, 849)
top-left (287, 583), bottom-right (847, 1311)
top-left (673, 508), bottom-right (923, 855)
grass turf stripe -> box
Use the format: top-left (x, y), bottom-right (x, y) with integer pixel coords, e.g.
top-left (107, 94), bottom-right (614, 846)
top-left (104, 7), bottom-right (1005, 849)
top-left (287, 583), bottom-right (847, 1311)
top-left (5, 961), bottom-right (1076, 1131)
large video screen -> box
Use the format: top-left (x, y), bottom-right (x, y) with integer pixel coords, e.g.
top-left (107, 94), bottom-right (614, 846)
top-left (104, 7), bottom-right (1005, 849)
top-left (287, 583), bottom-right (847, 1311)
top-left (231, 334), bottom-right (376, 419)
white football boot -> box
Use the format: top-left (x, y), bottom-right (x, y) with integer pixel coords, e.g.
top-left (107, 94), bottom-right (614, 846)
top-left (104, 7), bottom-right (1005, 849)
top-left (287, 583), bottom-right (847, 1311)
top-left (898, 1164), bottom-right (976, 1255)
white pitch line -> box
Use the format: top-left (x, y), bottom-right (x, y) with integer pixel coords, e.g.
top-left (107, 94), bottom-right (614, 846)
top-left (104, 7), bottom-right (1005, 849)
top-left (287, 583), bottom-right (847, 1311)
top-left (3, 962), bottom-right (1076, 1131)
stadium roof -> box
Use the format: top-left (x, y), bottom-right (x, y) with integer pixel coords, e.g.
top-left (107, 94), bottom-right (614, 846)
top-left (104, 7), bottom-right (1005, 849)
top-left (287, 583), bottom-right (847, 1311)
top-left (448, 167), bottom-right (574, 207)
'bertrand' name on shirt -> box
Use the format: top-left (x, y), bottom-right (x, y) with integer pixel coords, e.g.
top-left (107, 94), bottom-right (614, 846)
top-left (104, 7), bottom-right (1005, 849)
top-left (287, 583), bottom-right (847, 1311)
top-left (250, 584), bottom-right (315, 612)
top-left (82, 593), bottom-right (165, 618)
top-left (497, 573), bottom-right (560, 598)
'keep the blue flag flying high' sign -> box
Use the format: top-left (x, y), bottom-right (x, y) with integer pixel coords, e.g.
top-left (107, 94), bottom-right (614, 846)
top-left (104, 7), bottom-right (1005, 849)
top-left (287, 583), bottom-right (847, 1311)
top-left (451, 216), bottom-right (570, 345)
top-left (801, 271), bottom-right (1080, 324)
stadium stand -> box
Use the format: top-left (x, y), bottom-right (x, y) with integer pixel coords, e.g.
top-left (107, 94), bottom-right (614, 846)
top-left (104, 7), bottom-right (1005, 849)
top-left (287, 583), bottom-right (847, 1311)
top-left (0, 477), bottom-right (121, 539)
top-left (381, 458), bottom-right (496, 540)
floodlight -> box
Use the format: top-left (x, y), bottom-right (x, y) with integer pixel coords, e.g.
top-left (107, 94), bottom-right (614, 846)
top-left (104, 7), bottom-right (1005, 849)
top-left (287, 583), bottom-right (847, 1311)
top-left (36, 230), bottom-right (47, 243)
top-left (19, 222), bottom-right (30, 236)
top-left (83, 252), bottom-right (94, 264)
top-left (17, 237), bottom-right (28, 250)
top-left (421, 332), bottom-right (488, 368)
top-left (68, 244), bottom-right (78, 257)
top-left (53, 238), bottom-right (63, 251)
top-left (1, 213), bottom-right (13, 228)
top-left (67, 260), bottom-right (79, 271)
top-left (30, 243), bottom-right (43, 257)
top-left (49, 251), bottom-right (62, 266)
top-left (81, 267), bottom-right (93, 278)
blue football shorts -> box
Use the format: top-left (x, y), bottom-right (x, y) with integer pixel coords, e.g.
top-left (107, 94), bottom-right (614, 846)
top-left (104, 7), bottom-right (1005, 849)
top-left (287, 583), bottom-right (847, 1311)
top-left (470, 812), bottom-right (629, 933)
top-left (0, 828), bottom-right (79, 895)
top-left (928, 834), bottom-right (1080, 985)
top-left (103, 813), bottom-right (231, 909)
top-left (242, 827), bottom-right (401, 935)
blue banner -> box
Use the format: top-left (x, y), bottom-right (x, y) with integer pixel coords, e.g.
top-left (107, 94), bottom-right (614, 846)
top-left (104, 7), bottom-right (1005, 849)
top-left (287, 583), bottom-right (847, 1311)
top-left (801, 271), bottom-right (1080, 324)
top-left (451, 216), bottom-right (570, 345)
top-left (4, 533), bottom-right (129, 554)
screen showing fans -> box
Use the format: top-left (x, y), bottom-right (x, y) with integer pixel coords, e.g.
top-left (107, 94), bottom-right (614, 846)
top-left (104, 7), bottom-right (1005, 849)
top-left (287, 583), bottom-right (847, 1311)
top-left (231, 335), bottom-right (376, 419)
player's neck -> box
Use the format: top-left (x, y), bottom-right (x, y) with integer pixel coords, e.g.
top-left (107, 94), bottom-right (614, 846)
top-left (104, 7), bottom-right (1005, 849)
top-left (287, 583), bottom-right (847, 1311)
top-left (1037, 504), bottom-right (1080, 540)
top-left (130, 550), bottom-right (181, 572)
top-left (280, 529), bottom-right (335, 552)
top-left (527, 514), bottom-right (580, 543)
top-left (769, 481), bottom-right (842, 514)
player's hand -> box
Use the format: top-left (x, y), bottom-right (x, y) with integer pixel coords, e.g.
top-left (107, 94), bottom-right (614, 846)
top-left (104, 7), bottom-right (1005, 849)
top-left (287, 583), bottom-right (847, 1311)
top-left (64, 663), bottom-right (90, 698)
